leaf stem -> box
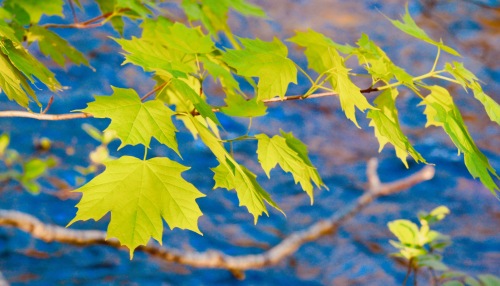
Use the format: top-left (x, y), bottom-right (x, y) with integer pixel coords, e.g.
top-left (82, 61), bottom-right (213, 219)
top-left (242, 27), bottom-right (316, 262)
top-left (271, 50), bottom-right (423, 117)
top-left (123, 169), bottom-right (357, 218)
top-left (224, 30), bottom-right (241, 50)
top-left (141, 82), bottom-right (168, 102)
top-left (42, 8), bottom-right (130, 29)
top-left (431, 75), bottom-right (461, 84)
top-left (430, 47), bottom-right (441, 73)
top-left (296, 64), bottom-right (315, 85)
top-left (143, 146), bottom-right (148, 160)
top-left (221, 135), bottom-right (255, 143)
top-left (377, 70), bottom-right (446, 91)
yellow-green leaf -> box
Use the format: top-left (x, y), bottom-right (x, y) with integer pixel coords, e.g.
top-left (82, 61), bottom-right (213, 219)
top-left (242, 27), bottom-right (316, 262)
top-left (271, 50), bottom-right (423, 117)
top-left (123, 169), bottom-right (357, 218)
top-left (221, 92), bottom-right (267, 117)
top-left (79, 87), bottom-right (179, 153)
top-left (256, 132), bottom-right (325, 203)
top-left (289, 30), bottom-right (373, 127)
top-left (420, 86), bottom-right (499, 194)
top-left (5, 0), bottom-right (64, 23)
top-left (223, 37), bottom-right (297, 101)
top-left (29, 26), bottom-right (89, 67)
top-left (367, 89), bottom-right (426, 167)
top-left (288, 29), bottom-right (354, 74)
top-left (0, 52), bottom-right (37, 107)
top-left (1, 39), bottom-right (61, 92)
top-left (69, 156), bottom-right (205, 257)
top-left (445, 62), bottom-right (500, 125)
top-left (190, 117), bottom-right (282, 222)
top-left (162, 23), bottom-right (214, 54)
top-left (387, 6), bottom-right (460, 56)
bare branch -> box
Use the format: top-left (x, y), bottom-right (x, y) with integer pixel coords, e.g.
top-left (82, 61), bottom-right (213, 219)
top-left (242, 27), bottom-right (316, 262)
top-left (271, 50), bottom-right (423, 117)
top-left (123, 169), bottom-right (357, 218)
top-left (42, 8), bottom-right (130, 29)
top-left (0, 87), bottom-right (380, 120)
top-left (0, 160), bottom-right (434, 271)
top-left (0, 111), bottom-right (91, 120)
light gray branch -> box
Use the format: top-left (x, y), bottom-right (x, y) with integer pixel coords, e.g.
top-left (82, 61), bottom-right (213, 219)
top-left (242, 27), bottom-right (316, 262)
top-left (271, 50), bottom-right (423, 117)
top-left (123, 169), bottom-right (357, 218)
top-left (0, 159), bottom-right (434, 272)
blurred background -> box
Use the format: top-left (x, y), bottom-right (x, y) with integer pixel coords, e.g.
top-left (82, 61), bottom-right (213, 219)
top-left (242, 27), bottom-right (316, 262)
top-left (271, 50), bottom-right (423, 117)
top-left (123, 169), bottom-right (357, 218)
top-left (0, 0), bottom-right (499, 285)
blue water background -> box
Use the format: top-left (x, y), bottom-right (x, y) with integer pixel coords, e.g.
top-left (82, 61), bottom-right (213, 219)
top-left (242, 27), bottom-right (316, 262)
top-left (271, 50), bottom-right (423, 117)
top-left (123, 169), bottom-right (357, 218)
top-left (0, 0), bottom-right (499, 285)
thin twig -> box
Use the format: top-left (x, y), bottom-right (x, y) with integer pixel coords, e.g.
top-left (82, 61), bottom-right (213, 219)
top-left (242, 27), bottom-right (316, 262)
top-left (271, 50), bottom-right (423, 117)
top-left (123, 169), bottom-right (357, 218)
top-left (0, 111), bottom-right (91, 120)
top-left (0, 87), bottom-right (379, 120)
top-left (140, 82), bottom-right (168, 102)
top-left (404, 258), bottom-right (413, 286)
top-left (0, 160), bottom-right (434, 270)
top-left (42, 8), bottom-right (130, 29)
top-left (42, 96), bottom-right (54, 114)
top-left (68, 0), bottom-right (78, 24)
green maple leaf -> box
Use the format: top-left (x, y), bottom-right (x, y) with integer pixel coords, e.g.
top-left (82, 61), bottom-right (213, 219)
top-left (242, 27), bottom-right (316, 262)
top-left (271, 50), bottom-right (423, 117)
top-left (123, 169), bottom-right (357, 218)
top-left (190, 117), bottom-right (281, 222)
top-left (5, 0), bottom-right (64, 23)
top-left (367, 89), bottom-right (426, 167)
top-left (223, 37), bottom-right (297, 101)
top-left (353, 33), bottom-right (414, 87)
top-left (288, 29), bottom-right (354, 74)
top-left (289, 29), bottom-right (373, 127)
top-left (420, 86), bottom-right (499, 194)
top-left (94, 0), bottom-right (124, 34)
top-left (212, 160), bottom-right (281, 222)
top-left (221, 92), bottom-right (267, 117)
top-left (200, 55), bottom-right (241, 93)
top-left (69, 156), bottom-right (205, 257)
top-left (169, 78), bottom-right (221, 126)
top-left (28, 26), bottom-right (89, 67)
top-left (116, 0), bottom-right (152, 17)
top-left (79, 87), bottom-right (179, 153)
top-left (1, 39), bottom-right (61, 92)
top-left (115, 36), bottom-right (192, 78)
top-left (0, 22), bottom-right (20, 43)
top-left (256, 132), bottom-right (325, 203)
top-left (387, 6), bottom-right (460, 56)
top-left (162, 23), bottom-right (214, 54)
top-left (331, 54), bottom-right (374, 127)
top-left (181, 0), bottom-right (265, 35)
top-left (444, 62), bottom-right (500, 125)
top-left (0, 52), bottom-right (37, 107)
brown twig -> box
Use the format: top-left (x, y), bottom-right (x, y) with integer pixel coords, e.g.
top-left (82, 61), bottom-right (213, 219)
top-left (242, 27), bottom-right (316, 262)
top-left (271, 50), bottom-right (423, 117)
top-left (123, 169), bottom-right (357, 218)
top-left (68, 0), bottom-right (78, 24)
top-left (0, 111), bottom-right (91, 120)
top-left (41, 96), bottom-right (54, 114)
top-left (0, 159), bottom-right (434, 271)
top-left (0, 87), bottom-right (378, 120)
top-left (42, 8), bottom-right (130, 29)
top-left (140, 82), bottom-right (168, 102)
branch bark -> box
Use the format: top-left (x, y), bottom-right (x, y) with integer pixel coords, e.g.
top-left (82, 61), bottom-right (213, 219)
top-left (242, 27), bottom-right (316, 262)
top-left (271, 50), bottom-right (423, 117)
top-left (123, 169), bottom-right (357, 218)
top-left (0, 88), bottom-right (379, 120)
top-left (0, 159), bottom-right (434, 272)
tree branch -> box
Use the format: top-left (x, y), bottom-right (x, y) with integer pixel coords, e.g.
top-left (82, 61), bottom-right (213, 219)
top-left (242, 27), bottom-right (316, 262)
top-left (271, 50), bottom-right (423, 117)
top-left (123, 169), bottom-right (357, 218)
top-left (0, 111), bottom-right (91, 120)
top-left (0, 159), bottom-right (434, 271)
top-left (0, 88), bottom-right (378, 121)
top-left (42, 8), bottom-right (130, 29)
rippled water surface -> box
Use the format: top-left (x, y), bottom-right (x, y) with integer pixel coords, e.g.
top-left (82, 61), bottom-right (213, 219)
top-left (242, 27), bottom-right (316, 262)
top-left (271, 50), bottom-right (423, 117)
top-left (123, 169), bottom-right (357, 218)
top-left (0, 0), bottom-right (499, 285)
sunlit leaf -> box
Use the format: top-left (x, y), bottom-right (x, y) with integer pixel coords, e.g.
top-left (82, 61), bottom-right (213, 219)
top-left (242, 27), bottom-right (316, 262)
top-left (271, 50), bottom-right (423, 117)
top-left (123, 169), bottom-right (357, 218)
top-left (223, 37), bottom-right (297, 101)
top-left (79, 87), bottom-right (179, 153)
top-left (5, 0), bottom-right (64, 23)
top-left (69, 156), bottom-right (205, 257)
top-left (256, 132), bottom-right (325, 203)
top-left (387, 6), bottom-right (460, 56)
top-left (445, 62), bottom-right (500, 125)
top-left (290, 29), bottom-right (373, 127)
top-left (1, 39), bottom-right (61, 91)
top-left (420, 86), bottom-right (499, 194)
top-left (221, 92), bottom-right (267, 117)
top-left (0, 52), bottom-right (37, 107)
top-left (190, 117), bottom-right (282, 222)
top-left (367, 88), bottom-right (425, 167)
top-left (28, 26), bottom-right (89, 67)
